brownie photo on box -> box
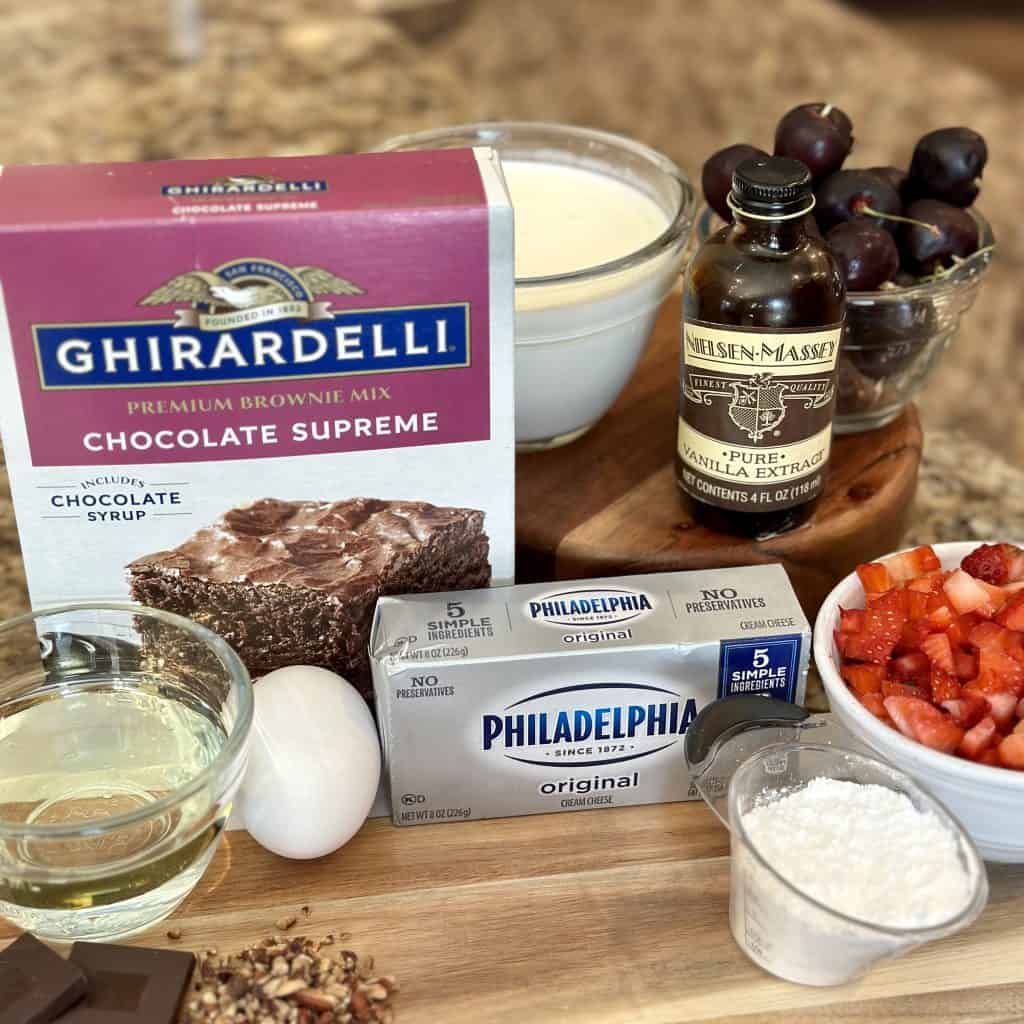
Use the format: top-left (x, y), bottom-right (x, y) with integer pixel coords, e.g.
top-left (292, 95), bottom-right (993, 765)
top-left (127, 497), bottom-right (490, 692)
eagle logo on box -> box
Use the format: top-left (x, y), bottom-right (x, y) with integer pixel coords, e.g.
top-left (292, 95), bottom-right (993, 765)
top-left (139, 258), bottom-right (364, 330)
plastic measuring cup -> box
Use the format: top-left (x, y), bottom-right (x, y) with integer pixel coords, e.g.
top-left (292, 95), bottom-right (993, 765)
top-left (684, 696), bottom-right (989, 986)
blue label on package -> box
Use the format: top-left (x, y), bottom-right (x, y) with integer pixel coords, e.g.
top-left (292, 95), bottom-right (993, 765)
top-left (717, 634), bottom-right (802, 702)
top-left (33, 303), bottom-right (470, 390)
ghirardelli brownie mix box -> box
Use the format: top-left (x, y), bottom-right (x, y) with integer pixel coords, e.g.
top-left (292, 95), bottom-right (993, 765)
top-left (0, 149), bottom-right (514, 691)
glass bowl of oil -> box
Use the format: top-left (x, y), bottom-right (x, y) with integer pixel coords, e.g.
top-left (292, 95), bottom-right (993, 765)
top-left (0, 603), bottom-right (252, 941)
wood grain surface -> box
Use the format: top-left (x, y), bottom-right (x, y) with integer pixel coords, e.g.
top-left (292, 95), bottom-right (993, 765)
top-left (516, 293), bottom-right (923, 616)
top-left (4, 802), bottom-right (1021, 1023)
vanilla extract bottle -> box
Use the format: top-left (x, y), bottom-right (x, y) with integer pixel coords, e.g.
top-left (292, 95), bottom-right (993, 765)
top-left (677, 156), bottom-right (846, 537)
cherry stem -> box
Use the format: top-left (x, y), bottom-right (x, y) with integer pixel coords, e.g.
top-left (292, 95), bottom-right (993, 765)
top-left (857, 203), bottom-right (941, 237)
top-left (915, 244), bottom-right (995, 283)
top-left (942, 244), bottom-right (996, 271)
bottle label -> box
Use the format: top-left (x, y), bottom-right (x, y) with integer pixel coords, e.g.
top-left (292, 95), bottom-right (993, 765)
top-left (678, 319), bottom-right (843, 514)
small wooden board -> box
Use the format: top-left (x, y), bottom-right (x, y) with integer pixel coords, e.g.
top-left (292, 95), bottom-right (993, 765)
top-left (5, 803), bottom-right (1021, 1023)
top-left (516, 293), bottom-right (922, 614)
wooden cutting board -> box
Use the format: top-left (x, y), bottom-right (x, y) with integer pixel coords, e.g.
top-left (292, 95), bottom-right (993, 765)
top-left (516, 292), bottom-right (922, 616)
top-left (6, 802), bottom-right (1021, 1023)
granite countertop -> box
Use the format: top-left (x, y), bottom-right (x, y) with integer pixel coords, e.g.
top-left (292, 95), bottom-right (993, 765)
top-left (0, 0), bottom-right (1021, 617)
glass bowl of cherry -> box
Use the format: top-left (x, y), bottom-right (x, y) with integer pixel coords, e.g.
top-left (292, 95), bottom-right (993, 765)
top-left (696, 108), bottom-right (996, 433)
top-left (831, 208), bottom-right (993, 433)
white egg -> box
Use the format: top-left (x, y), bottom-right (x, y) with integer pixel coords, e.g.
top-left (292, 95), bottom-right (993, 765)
top-left (236, 666), bottom-right (381, 859)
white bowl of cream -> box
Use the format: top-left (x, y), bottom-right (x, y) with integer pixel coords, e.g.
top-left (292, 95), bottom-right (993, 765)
top-left (376, 122), bottom-right (696, 450)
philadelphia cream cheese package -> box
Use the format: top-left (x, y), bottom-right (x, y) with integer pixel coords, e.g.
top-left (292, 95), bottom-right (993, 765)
top-left (371, 565), bottom-right (810, 825)
top-left (0, 148), bottom-right (514, 692)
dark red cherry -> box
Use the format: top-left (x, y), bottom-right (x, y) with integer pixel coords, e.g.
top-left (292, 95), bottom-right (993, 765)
top-left (774, 103), bottom-right (853, 180)
top-left (866, 166), bottom-right (909, 199)
top-left (814, 170), bottom-right (902, 233)
top-left (701, 144), bottom-right (769, 221)
top-left (826, 221), bottom-right (899, 291)
top-left (908, 127), bottom-right (987, 207)
top-left (898, 199), bottom-right (979, 274)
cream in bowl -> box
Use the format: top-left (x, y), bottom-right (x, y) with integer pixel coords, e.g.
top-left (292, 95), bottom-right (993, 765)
top-left (376, 122), bottom-right (696, 450)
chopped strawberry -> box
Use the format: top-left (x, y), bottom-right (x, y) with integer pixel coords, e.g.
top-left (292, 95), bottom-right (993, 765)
top-left (930, 667), bottom-right (962, 704)
top-left (843, 631), bottom-right (897, 664)
top-left (970, 620), bottom-right (1015, 652)
top-left (979, 579), bottom-right (1009, 613)
top-left (841, 662), bottom-right (885, 696)
top-left (959, 716), bottom-right (1000, 760)
top-left (946, 612), bottom-right (981, 648)
top-left (838, 607), bottom-right (866, 634)
top-left (842, 591), bottom-right (906, 663)
top-left (858, 692), bottom-right (889, 721)
top-left (966, 673), bottom-right (1016, 700)
top-left (890, 651), bottom-right (931, 683)
top-left (944, 570), bottom-right (986, 615)
top-left (997, 733), bottom-right (1024, 770)
top-left (1009, 548), bottom-right (1024, 583)
top-left (897, 619), bottom-right (934, 652)
top-left (865, 589), bottom-right (906, 637)
top-left (883, 696), bottom-right (964, 754)
top-left (953, 648), bottom-right (978, 680)
top-left (941, 695), bottom-right (988, 729)
top-left (906, 591), bottom-right (931, 620)
top-left (857, 562), bottom-right (893, 595)
top-left (946, 614), bottom-right (978, 647)
top-left (1006, 632), bottom-right (1024, 664)
top-left (972, 648), bottom-right (1024, 697)
top-left (883, 679), bottom-right (927, 700)
top-left (882, 545), bottom-right (941, 583)
top-left (996, 591), bottom-right (1024, 632)
top-left (920, 632), bottom-right (954, 674)
top-left (962, 543), bottom-right (1024, 585)
top-left (962, 544), bottom-right (1010, 584)
top-left (907, 572), bottom-right (945, 594)
top-left (944, 569), bottom-right (1004, 617)
top-left (883, 695), bottom-right (923, 738)
top-left (918, 717), bottom-right (966, 755)
top-left (842, 544), bottom-right (1024, 772)
top-left (907, 545), bottom-right (942, 574)
top-left (974, 691), bottom-right (1019, 729)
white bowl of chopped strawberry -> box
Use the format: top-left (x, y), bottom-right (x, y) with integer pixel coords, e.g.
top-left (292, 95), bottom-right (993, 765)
top-left (814, 540), bottom-right (1024, 862)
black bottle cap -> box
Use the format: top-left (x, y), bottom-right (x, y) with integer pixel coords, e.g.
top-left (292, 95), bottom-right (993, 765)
top-left (731, 156), bottom-right (812, 216)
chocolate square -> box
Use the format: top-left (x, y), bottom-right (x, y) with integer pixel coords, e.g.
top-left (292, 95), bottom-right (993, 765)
top-left (62, 943), bottom-right (194, 1023)
top-left (0, 934), bottom-right (87, 1024)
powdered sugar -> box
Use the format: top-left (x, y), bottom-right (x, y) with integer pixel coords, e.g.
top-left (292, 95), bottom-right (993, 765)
top-left (741, 777), bottom-right (971, 929)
